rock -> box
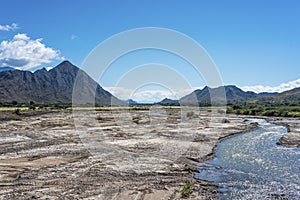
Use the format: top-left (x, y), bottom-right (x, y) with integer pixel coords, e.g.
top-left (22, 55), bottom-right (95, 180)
top-left (277, 132), bottom-right (300, 148)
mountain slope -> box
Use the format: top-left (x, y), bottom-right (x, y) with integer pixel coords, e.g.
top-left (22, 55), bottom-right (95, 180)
top-left (126, 99), bottom-right (138, 105)
top-left (179, 84), bottom-right (298, 106)
top-left (275, 87), bottom-right (300, 101)
top-left (158, 98), bottom-right (179, 106)
top-left (257, 92), bottom-right (279, 97)
top-left (254, 87), bottom-right (300, 104)
top-left (0, 61), bottom-right (123, 105)
top-left (180, 85), bottom-right (261, 105)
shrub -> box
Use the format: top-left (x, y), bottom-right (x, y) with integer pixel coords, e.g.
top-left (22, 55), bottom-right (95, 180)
top-left (241, 110), bottom-right (250, 115)
top-left (29, 105), bottom-right (36, 110)
top-left (226, 107), bottom-right (234, 114)
top-left (180, 183), bottom-right (193, 198)
top-left (14, 108), bottom-right (21, 115)
top-left (287, 112), bottom-right (300, 118)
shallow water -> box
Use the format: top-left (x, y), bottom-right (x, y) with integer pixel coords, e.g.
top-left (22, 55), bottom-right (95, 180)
top-left (195, 119), bottom-right (300, 199)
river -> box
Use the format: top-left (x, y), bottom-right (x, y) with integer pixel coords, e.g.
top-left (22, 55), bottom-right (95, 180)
top-left (195, 119), bottom-right (300, 199)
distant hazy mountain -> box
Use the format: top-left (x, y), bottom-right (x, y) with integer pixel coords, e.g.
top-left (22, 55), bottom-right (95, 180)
top-left (0, 61), bottom-right (124, 105)
top-left (179, 85), bottom-right (264, 105)
top-left (255, 87), bottom-right (300, 103)
top-left (156, 85), bottom-right (278, 105)
top-left (158, 85), bottom-right (298, 106)
top-left (126, 99), bottom-right (138, 105)
top-left (0, 67), bottom-right (15, 72)
top-left (158, 98), bottom-right (179, 106)
top-left (257, 92), bottom-right (279, 97)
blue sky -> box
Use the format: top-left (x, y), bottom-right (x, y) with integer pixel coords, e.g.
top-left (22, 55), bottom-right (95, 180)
top-left (1, 0), bottom-right (300, 102)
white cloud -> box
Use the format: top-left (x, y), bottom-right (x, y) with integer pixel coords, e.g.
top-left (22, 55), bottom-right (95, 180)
top-left (13, 33), bottom-right (29, 40)
top-left (103, 86), bottom-right (195, 103)
top-left (103, 87), bottom-right (132, 100)
top-left (0, 33), bottom-right (63, 70)
top-left (241, 79), bottom-right (300, 93)
top-left (132, 90), bottom-right (174, 103)
top-left (0, 23), bottom-right (18, 31)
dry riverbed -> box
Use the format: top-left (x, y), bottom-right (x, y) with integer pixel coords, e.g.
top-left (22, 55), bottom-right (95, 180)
top-left (0, 108), bottom-right (276, 199)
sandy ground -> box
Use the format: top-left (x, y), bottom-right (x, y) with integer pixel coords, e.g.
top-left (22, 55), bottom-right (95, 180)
top-left (0, 108), bottom-right (271, 199)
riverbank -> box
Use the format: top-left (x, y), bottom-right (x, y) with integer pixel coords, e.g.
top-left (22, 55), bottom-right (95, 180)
top-left (0, 109), bottom-right (259, 199)
top-left (269, 117), bottom-right (300, 148)
top-left (223, 114), bottom-right (300, 148)
top-left (196, 118), bottom-right (300, 199)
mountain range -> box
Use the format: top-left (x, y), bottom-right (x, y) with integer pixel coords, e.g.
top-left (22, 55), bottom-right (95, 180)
top-left (176, 85), bottom-right (279, 106)
top-left (249, 87), bottom-right (300, 105)
top-left (158, 86), bottom-right (280, 106)
top-left (0, 61), bottom-right (123, 105)
top-left (0, 60), bottom-right (299, 106)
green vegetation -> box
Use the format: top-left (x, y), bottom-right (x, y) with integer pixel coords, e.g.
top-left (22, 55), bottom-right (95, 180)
top-left (227, 101), bottom-right (300, 117)
top-left (128, 106), bottom-right (151, 110)
top-left (2, 98), bottom-right (299, 118)
top-left (0, 101), bottom-right (71, 110)
top-left (180, 183), bottom-right (193, 198)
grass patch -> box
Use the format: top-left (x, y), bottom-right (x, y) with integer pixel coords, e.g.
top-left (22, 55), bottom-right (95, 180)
top-left (180, 183), bottom-right (193, 198)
